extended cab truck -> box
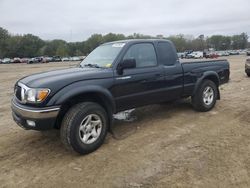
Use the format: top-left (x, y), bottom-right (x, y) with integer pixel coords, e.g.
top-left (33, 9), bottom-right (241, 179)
top-left (11, 39), bottom-right (230, 154)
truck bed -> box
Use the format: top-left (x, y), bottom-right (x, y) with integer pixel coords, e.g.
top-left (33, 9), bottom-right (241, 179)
top-left (180, 58), bottom-right (230, 97)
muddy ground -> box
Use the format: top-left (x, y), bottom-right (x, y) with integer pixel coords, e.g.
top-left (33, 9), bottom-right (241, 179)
top-left (0, 56), bottom-right (250, 188)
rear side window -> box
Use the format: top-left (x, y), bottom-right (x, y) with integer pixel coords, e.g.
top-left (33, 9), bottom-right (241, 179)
top-left (123, 43), bottom-right (157, 68)
top-left (157, 42), bottom-right (177, 66)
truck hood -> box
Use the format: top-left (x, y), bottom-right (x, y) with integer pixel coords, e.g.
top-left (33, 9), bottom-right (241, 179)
top-left (19, 67), bottom-right (113, 90)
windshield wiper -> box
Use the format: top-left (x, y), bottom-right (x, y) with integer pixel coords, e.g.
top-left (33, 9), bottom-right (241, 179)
top-left (83, 63), bottom-right (101, 68)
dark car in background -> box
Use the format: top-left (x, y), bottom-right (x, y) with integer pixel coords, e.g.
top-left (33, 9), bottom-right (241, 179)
top-left (28, 57), bottom-right (42, 64)
top-left (52, 56), bottom-right (62, 62)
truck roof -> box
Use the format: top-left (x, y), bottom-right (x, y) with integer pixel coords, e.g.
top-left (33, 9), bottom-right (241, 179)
top-left (103, 39), bottom-right (172, 45)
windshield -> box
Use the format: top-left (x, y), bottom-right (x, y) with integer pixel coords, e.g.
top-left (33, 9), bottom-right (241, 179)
top-left (80, 43), bottom-right (125, 68)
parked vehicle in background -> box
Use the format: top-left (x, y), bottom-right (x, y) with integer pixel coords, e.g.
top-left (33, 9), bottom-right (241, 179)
top-left (245, 58), bottom-right (250, 77)
top-left (229, 50), bottom-right (239, 55)
top-left (28, 57), bottom-right (41, 64)
top-left (62, 57), bottom-right (70, 62)
top-left (79, 56), bottom-right (86, 61)
top-left (11, 39), bottom-right (230, 154)
top-left (217, 51), bottom-right (229, 56)
top-left (52, 56), bottom-right (62, 62)
top-left (238, 50), bottom-right (246, 55)
top-left (44, 57), bottom-right (53, 62)
top-left (177, 52), bottom-right (185, 59)
top-left (2, 58), bottom-right (11, 64)
top-left (13, 58), bottom-right (22, 63)
top-left (204, 52), bottom-right (219, 59)
top-left (41, 57), bottom-right (48, 63)
top-left (187, 51), bottom-right (203, 58)
top-left (184, 50), bottom-right (193, 58)
top-left (247, 49), bottom-right (250, 56)
top-left (21, 58), bottom-right (29, 64)
top-left (0, 59), bottom-right (2, 64)
top-left (71, 56), bottom-right (81, 61)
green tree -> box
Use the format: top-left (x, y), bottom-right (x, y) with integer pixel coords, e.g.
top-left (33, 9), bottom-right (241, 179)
top-left (0, 27), bottom-right (249, 58)
top-left (43, 40), bottom-right (67, 56)
top-left (18, 34), bottom-right (44, 57)
top-left (0, 27), bottom-right (10, 58)
top-left (83, 34), bottom-right (103, 54)
top-left (56, 43), bottom-right (69, 57)
top-left (167, 34), bottom-right (188, 52)
top-left (231, 33), bottom-right (248, 49)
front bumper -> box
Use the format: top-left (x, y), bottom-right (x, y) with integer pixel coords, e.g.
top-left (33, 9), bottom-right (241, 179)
top-left (11, 99), bottom-right (60, 130)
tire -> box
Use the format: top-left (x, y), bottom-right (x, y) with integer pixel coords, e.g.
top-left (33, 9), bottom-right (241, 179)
top-left (192, 80), bottom-right (218, 112)
top-left (247, 73), bottom-right (250, 77)
top-left (60, 102), bottom-right (108, 155)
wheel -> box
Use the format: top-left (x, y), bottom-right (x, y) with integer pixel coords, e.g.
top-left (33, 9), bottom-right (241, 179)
top-left (192, 80), bottom-right (218, 112)
top-left (247, 73), bottom-right (250, 77)
top-left (60, 102), bottom-right (108, 154)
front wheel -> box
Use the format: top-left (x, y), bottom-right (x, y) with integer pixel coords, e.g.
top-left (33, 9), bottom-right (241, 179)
top-left (60, 102), bottom-right (108, 154)
top-left (192, 80), bottom-right (218, 112)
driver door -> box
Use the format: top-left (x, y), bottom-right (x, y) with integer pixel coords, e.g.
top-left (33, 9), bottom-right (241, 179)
top-left (112, 42), bottom-right (165, 111)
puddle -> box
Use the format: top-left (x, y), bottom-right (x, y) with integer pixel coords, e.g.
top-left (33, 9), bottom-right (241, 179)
top-left (112, 109), bottom-right (138, 140)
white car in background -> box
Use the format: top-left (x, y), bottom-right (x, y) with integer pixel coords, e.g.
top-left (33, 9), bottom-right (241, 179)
top-left (247, 49), bottom-right (250, 56)
top-left (217, 51), bottom-right (230, 56)
top-left (2, 58), bottom-right (11, 64)
top-left (71, 56), bottom-right (81, 61)
top-left (188, 51), bottom-right (203, 58)
top-left (62, 57), bottom-right (70, 61)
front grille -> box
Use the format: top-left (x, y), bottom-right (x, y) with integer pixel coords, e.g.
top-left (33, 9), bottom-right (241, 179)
top-left (15, 85), bottom-right (22, 101)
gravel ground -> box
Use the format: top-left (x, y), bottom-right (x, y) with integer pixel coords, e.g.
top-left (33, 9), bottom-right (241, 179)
top-left (0, 56), bottom-right (250, 188)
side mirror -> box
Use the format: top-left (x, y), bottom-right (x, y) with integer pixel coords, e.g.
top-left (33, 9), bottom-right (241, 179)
top-left (117, 58), bottom-right (136, 75)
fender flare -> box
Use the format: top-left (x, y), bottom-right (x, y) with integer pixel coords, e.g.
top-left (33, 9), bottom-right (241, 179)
top-left (47, 83), bottom-right (116, 113)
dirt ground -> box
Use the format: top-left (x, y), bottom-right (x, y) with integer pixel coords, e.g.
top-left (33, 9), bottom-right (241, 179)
top-left (0, 56), bottom-right (250, 188)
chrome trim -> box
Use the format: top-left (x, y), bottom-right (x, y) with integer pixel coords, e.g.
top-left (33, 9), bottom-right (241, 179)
top-left (18, 82), bottom-right (30, 102)
top-left (116, 76), bottom-right (132, 80)
top-left (16, 82), bottom-right (51, 104)
top-left (11, 100), bottom-right (60, 119)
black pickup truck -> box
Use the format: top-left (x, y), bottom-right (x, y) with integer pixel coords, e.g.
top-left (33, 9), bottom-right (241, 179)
top-left (11, 39), bottom-right (230, 154)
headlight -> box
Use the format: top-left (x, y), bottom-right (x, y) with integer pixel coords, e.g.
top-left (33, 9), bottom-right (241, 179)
top-left (24, 88), bottom-right (50, 103)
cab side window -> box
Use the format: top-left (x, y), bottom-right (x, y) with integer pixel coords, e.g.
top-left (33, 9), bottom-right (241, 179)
top-left (157, 42), bottom-right (177, 66)
top-left (123, 43), bottom-right (157, 68)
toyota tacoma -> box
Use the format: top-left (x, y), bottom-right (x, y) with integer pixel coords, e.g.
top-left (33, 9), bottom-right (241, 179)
top-left (11, 39), bottom-right (230, 154)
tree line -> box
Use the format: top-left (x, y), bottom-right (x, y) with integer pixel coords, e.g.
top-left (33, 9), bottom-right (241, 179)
top-left (0, 27), bottom-right (249, 58)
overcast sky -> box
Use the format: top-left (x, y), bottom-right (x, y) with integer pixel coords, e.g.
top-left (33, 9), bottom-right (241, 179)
top-left (0, 0), bottom-right (250, 42)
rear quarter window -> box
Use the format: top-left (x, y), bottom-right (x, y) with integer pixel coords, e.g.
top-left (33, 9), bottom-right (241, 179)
top-left (157, 42), bottom-right (177, 66)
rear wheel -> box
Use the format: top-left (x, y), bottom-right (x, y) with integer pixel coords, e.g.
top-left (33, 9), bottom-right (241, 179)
top-left (60, 102), bottom-right (108, 154)
top-left (192, 80), bottom-right (218, 112)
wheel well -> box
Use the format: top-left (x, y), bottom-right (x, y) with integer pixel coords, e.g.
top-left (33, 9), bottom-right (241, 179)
top-left (55, 92), bottom-right (113, 129)
top-left (204, 75), bottom-right (219, 87)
